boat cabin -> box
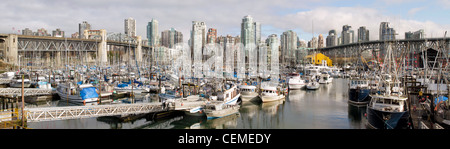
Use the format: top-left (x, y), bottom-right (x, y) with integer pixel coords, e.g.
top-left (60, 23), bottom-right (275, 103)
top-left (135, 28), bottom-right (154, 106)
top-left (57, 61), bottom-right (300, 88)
top-left (369, 96), bottom-right (408, 112)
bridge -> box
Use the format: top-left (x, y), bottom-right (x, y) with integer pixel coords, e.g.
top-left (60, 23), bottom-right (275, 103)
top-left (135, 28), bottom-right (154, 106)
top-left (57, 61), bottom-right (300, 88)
top-left (0, 33), bottom-right (151, 68)
top-left (24, 102), bottom-right (166, 122)
top-left (316, 38), bottom-right (450, 65)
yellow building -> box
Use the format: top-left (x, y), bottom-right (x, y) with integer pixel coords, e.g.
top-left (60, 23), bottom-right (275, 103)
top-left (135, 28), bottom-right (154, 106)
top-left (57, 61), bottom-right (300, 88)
top-left (305, 53), bottom-right (332, 66)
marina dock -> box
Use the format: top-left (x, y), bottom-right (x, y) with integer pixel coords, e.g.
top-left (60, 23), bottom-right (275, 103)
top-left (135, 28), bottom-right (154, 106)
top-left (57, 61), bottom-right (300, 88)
top-left (24, 102), bottom-right (167, 122)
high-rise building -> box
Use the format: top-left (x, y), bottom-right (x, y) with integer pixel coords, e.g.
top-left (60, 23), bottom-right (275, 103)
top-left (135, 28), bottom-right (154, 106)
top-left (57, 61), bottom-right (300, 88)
top-left (35, 28), bottom-right (50, 36)
top-left (379, 22), bottom-right (396, 40)
top-left (326, 29), bottom-right (338, 47)
top-left (241, 15), bottom-right (255, 47)
top-left (147, 19), bottom-right (159, 46)
top-left (191, 21), bottom-right (207, 78)
top-left (254, 22), bottom-right (261, 45)
top-left (357, 26), bottom-right (370, 42)
top-left (207, 28), bottom-right (217, 44)
top-left (79, 21), bottom-right (91, 39)
top-left (318, 34), bottom-right (324, 48)
top-left (405, 29), bottom-right (425, 39)
top-left (281, 30), bottom-right (298, 65)
top-left (52, 28), bottom-right (65, 37)
top-left (341, 25), bottom-right (354, 44)
top-left (124, 17), bottom-right (136, 37)
top-left (22, 28), bottom-right (33, 36)
top-left (161, 28), bottom-right (183, 48)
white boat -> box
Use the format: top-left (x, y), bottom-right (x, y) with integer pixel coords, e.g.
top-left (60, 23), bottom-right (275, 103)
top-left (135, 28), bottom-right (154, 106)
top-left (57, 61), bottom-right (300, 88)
top-left (56, 83), bottom-right (99, 103)
top-left (367, 94), bottom-right (409, 129)
top-left (259, 84), bottom-right (285, 103)
top-left (318, 72), bottom-right (332, 84)
top-left (114, 84), bottom-right (150, 94)
top-left (306, 81), bottom-right (320, 90)
top-left (204, 101), bottom-right (240, 119)
top-left (239, 85), bottom-right (259, 102)
top-left (0, 72), bottom-right (15, 80)
top-left (9, 74), bottom-right (31, 88)
top-left (287, 73), bottom-right (306, 90)
top-left (210, 82), bottom-right (241, 105)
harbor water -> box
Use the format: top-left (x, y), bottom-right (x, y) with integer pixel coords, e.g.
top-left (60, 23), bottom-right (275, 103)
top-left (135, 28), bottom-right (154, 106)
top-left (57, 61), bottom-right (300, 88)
top-left (27, 78), bottom-right (368, 129)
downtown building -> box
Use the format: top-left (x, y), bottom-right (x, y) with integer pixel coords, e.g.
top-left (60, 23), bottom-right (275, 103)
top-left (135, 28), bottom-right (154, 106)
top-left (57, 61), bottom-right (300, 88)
top-left (341, 25), bottom-right (354, 45)
top-left (161, 28), bottom-right (183, 48)
top-left (190, 21), bottom-right (207, 78)
top-left (241, 15), bottom-right (261, 75)
top-left (124, 17), bottom-right (136, 37)
top-left (379, 22), bottom-right (396, 40)
top-left (280, 30), bottom-right (298, 65)
top-left (357, 26), bottom-right (370, 42)
top-left (405, 29), bottom-right (425, 39)
top-left (147, 18), bottom-right (159, 46)
top-left (326, 29), bottom-right (338, 47)
top-left (79, 21), bottom-right (91, 39)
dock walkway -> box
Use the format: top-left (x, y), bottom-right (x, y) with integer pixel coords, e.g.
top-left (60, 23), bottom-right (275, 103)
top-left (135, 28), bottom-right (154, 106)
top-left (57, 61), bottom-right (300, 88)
top-left (25, 102), bottom-right (167, 122)
top-left (0, 88), bottom-right (52, 97)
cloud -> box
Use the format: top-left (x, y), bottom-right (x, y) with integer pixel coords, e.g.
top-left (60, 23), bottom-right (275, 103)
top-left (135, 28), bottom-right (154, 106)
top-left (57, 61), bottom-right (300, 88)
top-left (408, 7), bottom-right (426, 15)
top-left (271, 6), bottom-right (449, 40)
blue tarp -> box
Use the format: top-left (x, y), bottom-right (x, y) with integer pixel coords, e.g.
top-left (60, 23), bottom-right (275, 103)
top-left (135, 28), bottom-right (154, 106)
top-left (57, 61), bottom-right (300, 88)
top-left (435, 96), bottom-right (448, 104)
top-left (80, 87), bottom-right (99, 100)
top-left (117, 84), bottom-right (129, 88)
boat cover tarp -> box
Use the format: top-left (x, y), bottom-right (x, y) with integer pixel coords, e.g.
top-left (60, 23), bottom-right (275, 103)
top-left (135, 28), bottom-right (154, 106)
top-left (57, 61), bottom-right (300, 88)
top-left (80, 87), bottom-right (99, 100)
top-left (117, 84), bottom-right (129, 87)
top-left (435, 96), bottom-right (448, 104)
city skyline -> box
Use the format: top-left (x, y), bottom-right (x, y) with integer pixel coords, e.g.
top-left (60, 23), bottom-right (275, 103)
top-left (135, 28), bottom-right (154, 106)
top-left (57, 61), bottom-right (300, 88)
top-left (1, 0), bottom-right (449, 43)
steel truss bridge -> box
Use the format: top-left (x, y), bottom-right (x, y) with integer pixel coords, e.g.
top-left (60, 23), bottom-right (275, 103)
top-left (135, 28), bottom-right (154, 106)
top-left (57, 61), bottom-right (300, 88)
top-left (316, 38), bottom-right (450, 65)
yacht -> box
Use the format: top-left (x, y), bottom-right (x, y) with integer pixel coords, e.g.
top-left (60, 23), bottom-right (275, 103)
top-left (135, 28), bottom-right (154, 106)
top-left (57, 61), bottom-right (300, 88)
top-left (9, 73), bottom-right (31, 88)
top-left (286, 73), bottom-right (306, 90)
top-left (306, 75), bottom-right (320, 90)
top-left (318, 72), bottom-right (332, 84)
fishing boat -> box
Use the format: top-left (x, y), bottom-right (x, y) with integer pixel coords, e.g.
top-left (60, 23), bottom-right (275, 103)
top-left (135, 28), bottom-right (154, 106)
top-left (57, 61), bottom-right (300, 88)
top-left (348, 78), bottom-right (371, 105)
top-left (286, 73), bottom-right (306, 90)
top-left (204, 101), bottom-right (240, 119)
top-left (259, 83), bottom-right (285, 103)
top-left (366, 94), bottom-right (410, 129)
top-left (56, 83), bottom-right (99, 103)
top-left (240, 85), bottom-right (259, 102)
top-left (9, 73), bottom-right (31, 88)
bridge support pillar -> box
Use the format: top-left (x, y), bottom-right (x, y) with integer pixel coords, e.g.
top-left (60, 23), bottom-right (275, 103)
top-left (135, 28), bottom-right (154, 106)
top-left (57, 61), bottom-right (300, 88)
top-left (97, 29), bottom-right (108, 65)
top-left (136, 36), bottom-right (143, 63)
top-left (1, 34), bottom-right (18, 65)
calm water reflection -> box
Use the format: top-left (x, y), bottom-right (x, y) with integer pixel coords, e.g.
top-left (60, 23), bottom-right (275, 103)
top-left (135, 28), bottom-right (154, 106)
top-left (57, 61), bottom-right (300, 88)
top-left (28, 78), bottom-right (367, 129)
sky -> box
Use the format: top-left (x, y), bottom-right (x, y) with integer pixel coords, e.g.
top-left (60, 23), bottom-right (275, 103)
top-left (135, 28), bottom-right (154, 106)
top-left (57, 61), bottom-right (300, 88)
top-left (1, 0), bottom-right (449, 43)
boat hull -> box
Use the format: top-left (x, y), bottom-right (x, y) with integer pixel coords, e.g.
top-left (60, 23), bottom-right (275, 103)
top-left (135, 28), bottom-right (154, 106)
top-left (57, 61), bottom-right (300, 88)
top-left (240, 92), bottom-right (259, 102)
top-left (205, 106), bottom-right (239, 119)
top-left (9, 82), bottom-right (31, 88)
top-left (348, 88), bottom-right (371, 105)
top-left (260, 94), bottom-right (285, 103)
top-left (288, 83), bottom-right (305, 90)
top-left (366, 107), bottom-right (410, 129)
